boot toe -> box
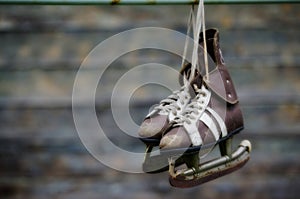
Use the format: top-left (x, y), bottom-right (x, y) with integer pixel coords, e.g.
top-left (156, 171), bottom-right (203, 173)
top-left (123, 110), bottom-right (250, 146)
top-left (159, 127), bottom-right (191, 150)
top-left (138, 115), bottom-right (168, 139)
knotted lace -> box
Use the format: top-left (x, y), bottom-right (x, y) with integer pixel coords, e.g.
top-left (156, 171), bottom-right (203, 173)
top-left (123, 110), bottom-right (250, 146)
top-left (154, 86), bottom-right (190, 116)
top-left (172, 85), bottom-right (207, 126)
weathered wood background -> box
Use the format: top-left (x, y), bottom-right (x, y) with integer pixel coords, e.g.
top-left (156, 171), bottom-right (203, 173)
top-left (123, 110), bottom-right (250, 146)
top-left (0, 4), bottom-right (299, 199)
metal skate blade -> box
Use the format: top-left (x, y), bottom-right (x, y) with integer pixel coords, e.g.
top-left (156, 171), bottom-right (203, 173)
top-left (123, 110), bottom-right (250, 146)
top-left (143, 149), bottom-right (187, 173)
top-left (169, 140), bottom-right (251, 188)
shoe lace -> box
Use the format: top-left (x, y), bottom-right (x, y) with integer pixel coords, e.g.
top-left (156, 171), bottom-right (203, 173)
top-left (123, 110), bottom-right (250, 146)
top-left (154, 86), bottom-right (190, 116)
top-left (173, 85), bottom-right (207, 126)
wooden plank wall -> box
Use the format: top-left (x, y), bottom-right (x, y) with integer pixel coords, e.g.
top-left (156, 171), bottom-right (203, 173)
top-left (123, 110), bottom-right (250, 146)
top-left (0, 4), bottom-right (299, 199)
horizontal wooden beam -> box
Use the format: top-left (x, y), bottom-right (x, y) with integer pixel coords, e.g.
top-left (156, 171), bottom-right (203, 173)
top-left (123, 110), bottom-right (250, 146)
top-left (0, 0), bottom-right (299, 5)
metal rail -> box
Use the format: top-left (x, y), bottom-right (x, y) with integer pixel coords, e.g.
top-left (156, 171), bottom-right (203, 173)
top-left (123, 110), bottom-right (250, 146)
top-left (0, 0), bottom-right (299, 5)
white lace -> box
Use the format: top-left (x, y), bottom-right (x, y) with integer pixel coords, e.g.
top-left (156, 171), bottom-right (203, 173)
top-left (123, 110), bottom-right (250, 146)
top-left (150, 1), bottom-right (209, 124)
top-left (173, 85), bottom-right (207, 126)
top-left (172, 0), bottom-right (209, 127)
top-left (189, 0), bottom-right (209, 82)
top-left (153, 86), bottom-right (190, 116)
top-left (146, 6), bottom-right (196, 120)
top-left (148, 7), bottom-right (196, 119)
top-left (181, 6), bottom-right (195, 70)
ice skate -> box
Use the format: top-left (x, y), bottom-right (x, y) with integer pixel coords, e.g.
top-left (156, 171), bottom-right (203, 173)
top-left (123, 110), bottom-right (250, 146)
top-left (138, 63), bottom-right (196, 173)
top-left (138, 5), bottom-right (201, 173)
top-left (159, 29), bottom-right (251, 188)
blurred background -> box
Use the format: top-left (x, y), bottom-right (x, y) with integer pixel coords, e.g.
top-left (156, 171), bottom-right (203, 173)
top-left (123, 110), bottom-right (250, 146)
top-left (0, 3), bottom-right (299, 199)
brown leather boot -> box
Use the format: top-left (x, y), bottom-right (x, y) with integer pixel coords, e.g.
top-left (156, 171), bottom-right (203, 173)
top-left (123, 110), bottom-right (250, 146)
top-left (160, 29), bottom-right (244, 155)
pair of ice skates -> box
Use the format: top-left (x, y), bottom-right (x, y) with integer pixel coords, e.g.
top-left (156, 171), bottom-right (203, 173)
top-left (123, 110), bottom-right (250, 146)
top-left (138, 29), bottom-right (251, 188)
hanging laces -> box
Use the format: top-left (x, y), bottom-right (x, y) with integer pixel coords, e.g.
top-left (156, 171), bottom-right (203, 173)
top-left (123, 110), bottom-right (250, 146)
top-left (181, 6), bottom-right (195, 69)
top-left (188, 0), bottom-right (209, 83)
top-left (148, 9), bottom-right (197, 118)
top-left (173, 1), bottom-right (211, 127)
top-left (181, 5), bottom-right (196, 88)
top-left (148, 2), bottom-right (209, 120)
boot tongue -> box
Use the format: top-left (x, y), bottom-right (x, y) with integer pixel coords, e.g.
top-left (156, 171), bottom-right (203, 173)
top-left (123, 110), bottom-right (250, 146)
top-left (179, 63), bottom-right (191, 86)
top-left (189, 73), bottom-right (203, 97)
